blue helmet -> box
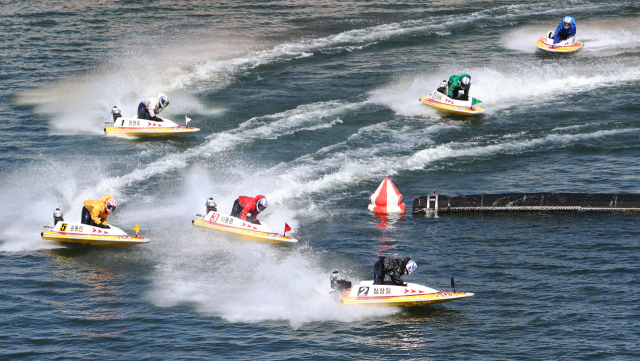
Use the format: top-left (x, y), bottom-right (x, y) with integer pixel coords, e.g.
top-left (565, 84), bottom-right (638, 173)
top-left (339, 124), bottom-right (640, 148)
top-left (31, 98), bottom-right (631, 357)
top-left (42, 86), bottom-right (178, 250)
top-left (158, 93), bottom-right (169, 108)
top-left (256, 197), bottom-right (268, 212)
top-left (563, 16), bottom-right (574, 29)
top-left (406, 260), bottom-right (417, 274)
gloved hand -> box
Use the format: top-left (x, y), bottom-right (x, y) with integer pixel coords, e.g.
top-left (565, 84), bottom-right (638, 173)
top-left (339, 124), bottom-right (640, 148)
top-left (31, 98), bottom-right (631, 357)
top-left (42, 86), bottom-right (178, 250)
top-left (153, 116), bottom-right (163, 122)
top-left (249, 219), bottom-right (261, 225)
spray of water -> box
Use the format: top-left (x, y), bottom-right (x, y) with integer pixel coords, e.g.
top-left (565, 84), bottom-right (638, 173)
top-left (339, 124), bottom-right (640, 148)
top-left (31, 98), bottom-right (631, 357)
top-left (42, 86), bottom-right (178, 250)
top-left (503, 17), bottom-right (640, 55)
top-left (370, 57), bottom-right (640, 116)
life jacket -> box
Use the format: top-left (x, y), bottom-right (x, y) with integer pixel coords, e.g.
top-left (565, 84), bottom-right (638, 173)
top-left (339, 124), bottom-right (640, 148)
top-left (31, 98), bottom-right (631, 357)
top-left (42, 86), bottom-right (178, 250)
top-left (83, 195), bottom-right (113, 226)
top-left (238, 195), bottom-right (266, 220)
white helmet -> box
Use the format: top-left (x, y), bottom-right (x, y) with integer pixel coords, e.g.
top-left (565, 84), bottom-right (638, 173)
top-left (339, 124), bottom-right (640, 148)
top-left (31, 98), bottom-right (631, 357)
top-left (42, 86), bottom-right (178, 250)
top-left (406, 260), bottom-right (417, 274)
top-left (461, 76), bottom-right (470, 89)
top-left (563, 16), bottom-right (573, 29)
top-left (256, 197), bottom-right (268, 212)
top-left (158, 93), bottom-right (169, 108)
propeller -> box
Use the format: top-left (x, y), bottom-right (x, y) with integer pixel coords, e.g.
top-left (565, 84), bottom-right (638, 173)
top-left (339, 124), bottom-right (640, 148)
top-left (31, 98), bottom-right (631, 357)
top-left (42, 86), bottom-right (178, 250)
top-left (451, 277), bottom-right (456, 293)
top-left (132, 223), bottom-right (140, 236)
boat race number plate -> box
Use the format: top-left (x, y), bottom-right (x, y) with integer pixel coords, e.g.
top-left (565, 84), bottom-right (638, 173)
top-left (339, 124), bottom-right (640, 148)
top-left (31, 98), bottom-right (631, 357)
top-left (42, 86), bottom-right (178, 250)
top-left (211, 213), bottom-right (220, 222)
top-left (60, 223), bottom-right (68, 232)
top-left (357, 287), bottom-right (369, 296)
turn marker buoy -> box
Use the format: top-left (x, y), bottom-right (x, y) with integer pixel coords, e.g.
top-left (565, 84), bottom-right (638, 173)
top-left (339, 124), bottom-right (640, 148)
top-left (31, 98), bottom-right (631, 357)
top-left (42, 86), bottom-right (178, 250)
top-left (368, 177), bottom-right (406, 214)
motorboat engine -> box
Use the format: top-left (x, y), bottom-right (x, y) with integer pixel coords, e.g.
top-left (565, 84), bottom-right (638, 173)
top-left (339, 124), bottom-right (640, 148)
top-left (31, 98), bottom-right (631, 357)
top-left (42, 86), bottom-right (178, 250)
top-left (436, 79), bottom-right (448, 95)
top-left (330, 271), bottom-right (352, 293)
top-left (205, 197), bottom-right (217, 213)
top-left (53, 208), bottom-right (64, 225)
top-left (111, 106), bottom-right (122, 122)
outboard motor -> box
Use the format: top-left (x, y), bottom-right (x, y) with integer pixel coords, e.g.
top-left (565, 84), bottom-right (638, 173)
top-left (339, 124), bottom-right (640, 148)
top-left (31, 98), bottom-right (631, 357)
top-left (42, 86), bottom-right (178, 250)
top-left (205, 197), bottom-right (217, 214)
top-left (330, 271), bottom-right (352, 293)
top-left (53, 208), bottom-right (64, 225)
top-left (436, 79), bottom-right (448, 95)
top-left (111, 106), bottom-right (122, 122)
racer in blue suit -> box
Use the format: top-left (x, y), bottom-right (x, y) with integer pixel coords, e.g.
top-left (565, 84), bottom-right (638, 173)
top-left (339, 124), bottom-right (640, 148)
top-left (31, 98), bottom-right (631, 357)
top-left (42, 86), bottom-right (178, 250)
top-left (553, 16), bottom-right (576, 44)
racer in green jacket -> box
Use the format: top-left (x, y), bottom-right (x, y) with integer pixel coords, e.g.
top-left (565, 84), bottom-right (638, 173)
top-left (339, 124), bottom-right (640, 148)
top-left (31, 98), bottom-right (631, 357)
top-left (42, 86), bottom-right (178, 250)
top-left (436, 74), bottom-right (471, 100)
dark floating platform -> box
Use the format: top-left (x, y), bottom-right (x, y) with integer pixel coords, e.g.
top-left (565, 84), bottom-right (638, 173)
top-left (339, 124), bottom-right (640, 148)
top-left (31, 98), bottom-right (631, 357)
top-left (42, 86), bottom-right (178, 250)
top-left (413, 193), bottom-right (640, 214)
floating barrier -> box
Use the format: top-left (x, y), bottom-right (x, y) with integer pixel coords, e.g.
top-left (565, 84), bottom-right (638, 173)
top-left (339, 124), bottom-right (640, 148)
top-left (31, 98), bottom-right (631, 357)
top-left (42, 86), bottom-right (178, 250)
top-left (413, 192), bottom-right (640, 214)
top-left (368, 177), bottom-right (406, 214)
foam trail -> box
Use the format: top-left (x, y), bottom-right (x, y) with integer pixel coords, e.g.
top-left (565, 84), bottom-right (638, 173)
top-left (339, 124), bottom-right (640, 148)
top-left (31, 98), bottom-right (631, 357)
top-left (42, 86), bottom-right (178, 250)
top-left (13, 0), bottom-right (617, 134)
top-left (259, 128), bottom-right (640, 205)
top-left (76, 100), bottom-right (366, 202)
top-left (370, 61), bottom-right (640, 116)
top-left (112, 169), bottom-right (398, 327)
top-left (4, 123), bottom-right (632, 252)
top-left (88, 118), bottom-right (639, 213)
top-left (173, 1), bottom-right (627, 89)
top-left (144, 126), bottom-right (638, 326)
top-left (148, 240), bottom-right (397, 328)
top-left (0, 100), bottom-right (364, 251)
top-left (503, 17), bottom-right (640, 55)
top-left (14, 38), bottom-right (244, 134)
top-left (0, 162), bottom-right (89, 252)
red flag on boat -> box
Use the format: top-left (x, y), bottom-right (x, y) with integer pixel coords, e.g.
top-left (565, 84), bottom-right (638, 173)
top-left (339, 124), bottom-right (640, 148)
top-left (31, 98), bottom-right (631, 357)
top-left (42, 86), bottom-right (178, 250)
top-left (284, 222), bottom-right (292, 234)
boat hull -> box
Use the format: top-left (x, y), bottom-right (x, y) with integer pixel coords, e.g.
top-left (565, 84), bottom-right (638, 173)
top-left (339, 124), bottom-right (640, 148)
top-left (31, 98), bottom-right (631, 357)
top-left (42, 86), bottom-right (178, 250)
top-left (105, 125), bottom-right (199, 137)
top-left (41, 221), bottom-right (150, 246)
top-left (535, 37), bottom-right (584, 53)
top-left (341, 290), bottom-right (474, 306)
top-left (339, 281), bottom-right (473, 307)
top-left (105, 116), bottom-right (199, 137)
top-left (192, 212), bottom-right (297, 244)
top-left (41, 231), bottom-right (149, 246)
top-left (420, 91), bottom-right (484, 115)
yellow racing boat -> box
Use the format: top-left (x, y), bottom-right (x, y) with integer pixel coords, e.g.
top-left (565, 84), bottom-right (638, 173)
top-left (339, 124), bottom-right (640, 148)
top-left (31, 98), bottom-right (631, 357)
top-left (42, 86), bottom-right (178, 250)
top-left (420, 90), bottom-right (484, 116)
top-left (104, 106), bottom-right (199, 137)
top-left (536, 31), bottom-right (584, 53)
top-left (330, 272), bottom-right (473, 307)
top-left (41, 209), bottom-right (150, 246)
top-left (192, 199), bottom-right (297, 244)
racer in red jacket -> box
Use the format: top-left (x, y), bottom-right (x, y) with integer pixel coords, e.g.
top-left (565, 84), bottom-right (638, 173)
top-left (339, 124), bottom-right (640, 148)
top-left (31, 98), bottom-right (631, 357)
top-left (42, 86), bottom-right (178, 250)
top-left (230, 195), bottom-right (268, 224)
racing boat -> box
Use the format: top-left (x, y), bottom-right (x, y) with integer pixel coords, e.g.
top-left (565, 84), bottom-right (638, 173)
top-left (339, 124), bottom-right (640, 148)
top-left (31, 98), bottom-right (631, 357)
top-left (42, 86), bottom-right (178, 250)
top-left (330, 271), bottom-right (473, 307)
top-left (41, 208), bottom-right (150, 246)
top-left (104, 106), bottom-right (200, 137)
top-left (192, 198), bottom-right (297, 244)
top-left (419, 90), bottom-right (484, 116)
top-left (536, 31), bottom-right (584, 53)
